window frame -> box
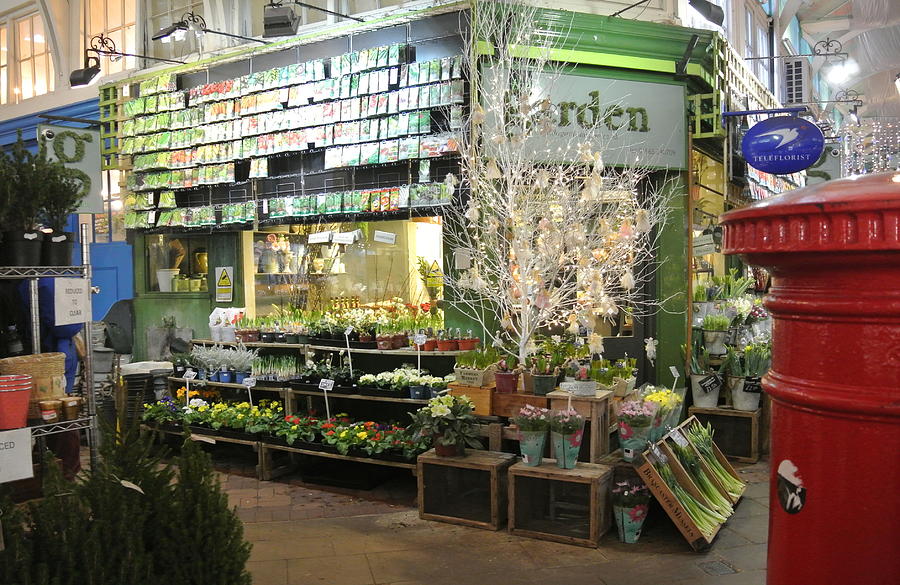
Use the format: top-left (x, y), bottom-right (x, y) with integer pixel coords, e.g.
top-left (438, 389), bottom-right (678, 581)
top-left (86, 0), bottom-right (138, 76)
top-left (144, 0), bottom-right (204, 61)
top-left (10, 11), bottom-right (54, 103)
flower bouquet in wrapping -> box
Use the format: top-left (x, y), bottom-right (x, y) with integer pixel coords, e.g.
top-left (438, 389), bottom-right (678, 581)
top-left (616, 399), bottom-right (658, 462)
top-left (512, 404), bottom-right (550, 466)
top-left (642, 386), bottom-right (685, 441)
top-left (612, 479), bottom-right (651, 543)
top-left (548, 408), bottom-right (585, 469)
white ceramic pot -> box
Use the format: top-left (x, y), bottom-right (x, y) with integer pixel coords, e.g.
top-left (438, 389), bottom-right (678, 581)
top-left (690, 373), bottom-right (721, 408)
top-left (220, 326), bottom-right (236, 342)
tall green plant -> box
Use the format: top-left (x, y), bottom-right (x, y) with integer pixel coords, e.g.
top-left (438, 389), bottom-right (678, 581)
top-left (2, 131), bottom-right (44, 232)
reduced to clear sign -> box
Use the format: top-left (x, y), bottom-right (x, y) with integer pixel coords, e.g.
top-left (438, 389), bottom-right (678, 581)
top-left (215, 267), bottom-right (234, 303)
top-left (54, 278), bottom-right (92, 326)
top-left (0, 428), bottom-right (34, 484)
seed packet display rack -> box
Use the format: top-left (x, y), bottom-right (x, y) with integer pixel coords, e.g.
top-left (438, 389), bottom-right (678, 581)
top-left (114, 12), bottom-right (469, 235)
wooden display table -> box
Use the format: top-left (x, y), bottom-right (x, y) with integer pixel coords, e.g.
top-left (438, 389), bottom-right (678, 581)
top-left (688, 406), bottom-right (761, 463)
top-left (418, 449), bottom-right (517, 530)
top-left (546, 390), bottom-right (613, 461)
top-left (491, 393), bottom-right (550, 418)
top-left (508, 460), bottom-right (613, 548)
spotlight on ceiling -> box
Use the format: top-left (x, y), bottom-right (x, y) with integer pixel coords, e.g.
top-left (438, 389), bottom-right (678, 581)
top-left (69, 54), bottom-right (102, 87)
top-left (152, 12), bottom-right (268, 45)
top-left (152, 22), bottom-right (187, 43)
top-left (264, 2), bottom-right (299, 37)
top-left (688, 0), bottom-right (724, 27)
top-left (849, 104), bottom-right (860, 126)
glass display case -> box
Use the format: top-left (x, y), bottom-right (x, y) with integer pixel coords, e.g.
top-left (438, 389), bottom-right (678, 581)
top-left (145, 233), bottom-right (210, 292)
top-left (249, 217), bottom-right (443, 316)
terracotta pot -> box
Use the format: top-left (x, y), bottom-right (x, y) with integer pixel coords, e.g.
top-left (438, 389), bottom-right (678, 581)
top-left (457, 338), bottom-right (479, 351)
top-left (391, 333), bottom-right (407, 349)
top-left (433, 436), bottom-right (464, 457)
top-left (359, 333), bottom-right (374, 343)
top-left (376, 336), bottom-right (392, 350)
top-left (495, 372), bottom-right (519, 394)
top-left (423, 339), bottom-right (438, 351)
top-left (436, 340), bottom-right (458, 351)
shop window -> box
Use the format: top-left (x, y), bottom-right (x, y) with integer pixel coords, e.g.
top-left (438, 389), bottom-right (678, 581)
top-left (0, 25), bottom-right (7, 105)
top-left (146, 234), bottom-right (210, 292)
top-left (15, 12), bottom-right (54, 101)
top-left (252, 218), bottom-right (442, 316)
top-left (88, 0), bottom-right (137, 75)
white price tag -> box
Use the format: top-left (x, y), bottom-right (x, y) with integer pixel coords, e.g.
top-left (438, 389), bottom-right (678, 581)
top-left (669, 366), bottom-right (680, 379)
top-left (414, 333), bottom-right (427, 346)
top-left (344, 326), bottom-right (354, 336)
top-left (243, 377), bottom-right (257, 388)
top-left (308, 231), bottom-right (332, 244)
top-left (670, 428), bottom-right (689, 448)
top-left (183, 369), bottom-right (198, 381)
top-left (333, 231), bottom-right (357, 245)
top-left (650, 443), bottom-right (667, 463)
top-left (319, 379), bottom-right (335, 392)
top-left (373, 230), bottom-right (397, 245)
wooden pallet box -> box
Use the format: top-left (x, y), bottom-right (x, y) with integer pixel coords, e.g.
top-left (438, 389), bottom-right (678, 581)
top-left (418, 449), bottom-right (517, 531)
top-left (687, 406), bottom-right (761, 463)
top-left (508, 460), bottom-right (613, 548)
top-left (491, 393), bottom-right (550, 418)
top-left (449, 382), bottom-right (494, 417)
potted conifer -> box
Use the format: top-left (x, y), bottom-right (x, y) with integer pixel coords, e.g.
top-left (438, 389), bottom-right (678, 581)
top-left (40, 160), bottom-right (85, 266)
top-left (0, 132), bottom-right (46, 266)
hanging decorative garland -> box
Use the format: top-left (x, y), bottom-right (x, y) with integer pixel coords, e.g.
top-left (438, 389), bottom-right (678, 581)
top-left (52, 130), bottom-right (92, 163)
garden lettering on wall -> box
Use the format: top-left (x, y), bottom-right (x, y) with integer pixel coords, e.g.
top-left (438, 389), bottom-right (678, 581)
top-left (38, 124), bottom-right (104, 213)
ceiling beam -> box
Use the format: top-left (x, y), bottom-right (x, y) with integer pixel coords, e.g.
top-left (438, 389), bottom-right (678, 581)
top-left (800, 16), bottom-right (850, 34)
top-left (779, 0), bottom-right (807, 32)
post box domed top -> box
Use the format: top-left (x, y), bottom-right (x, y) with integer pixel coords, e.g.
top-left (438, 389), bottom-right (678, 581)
top-left (721, 171), bottom-right (900, 255)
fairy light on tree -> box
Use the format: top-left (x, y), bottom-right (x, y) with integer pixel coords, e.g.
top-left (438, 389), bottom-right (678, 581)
top-left (442, 0), bottom-right (676, 364)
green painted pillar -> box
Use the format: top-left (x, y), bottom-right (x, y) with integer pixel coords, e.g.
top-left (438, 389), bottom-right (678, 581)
top-left (654, 173), bottom-right (689, 385)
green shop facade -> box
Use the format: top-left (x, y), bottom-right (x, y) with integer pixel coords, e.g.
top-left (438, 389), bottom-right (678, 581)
top-left (102, 2), bottom-right (738, 385)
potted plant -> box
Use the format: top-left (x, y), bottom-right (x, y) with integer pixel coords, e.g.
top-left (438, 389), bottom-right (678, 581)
top-left (684, 337), bottom-right (721, 408)
top-left (734, 341), bottom-right (770, 411)
top-left (701, 313), bottom-right (731, 355)
top-left (512, 404), bottom-right (549, 466)
top-left (436, 329), bottom-right (458, 351)
top-left (235, 316), bottom-right (260, 343)
top-left (559, 362), bottom-right (597, 396)
top-left (691, 283), bottom-right (712, 328)
top-left (530, 354), bottom-right (559, 396)
top-left (494, 355), bottom-right (520, 394)
top-left (616, 399), bottom-right (657, 462)
top-left (453, 346), bottom-right (499, 387)
top-left (642, 386), bottom-right (684, 442)
top-left (231, 343), bottom-right (259, 384)
top-left (375, 324), bottom-right (393, 350)
top-left (0, 133), bottom-right (46, 266)
top-left (612, 479), bottom-right (651, 544)
top-left (423, 374), bottom-right (453, 399)
top-left (407, 372), bottom-right (429, 400)
top-left (408, 394), bottom-right (483, 457)
top-left (549, 408), bottom-right (585, 469)
top-left (39, 157), bottom-right (85, 266)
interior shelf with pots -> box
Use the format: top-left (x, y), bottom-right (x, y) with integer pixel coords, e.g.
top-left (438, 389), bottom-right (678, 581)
top-left (190, 338), bottom-right (462, 356)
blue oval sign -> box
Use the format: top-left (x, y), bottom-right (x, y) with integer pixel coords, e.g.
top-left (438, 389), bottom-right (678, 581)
top-left (741, 116), bottom-right (825, 175)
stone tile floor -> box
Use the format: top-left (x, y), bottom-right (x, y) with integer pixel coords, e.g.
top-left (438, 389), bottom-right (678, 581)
top-left (219, 459), bottom-right (770, 585)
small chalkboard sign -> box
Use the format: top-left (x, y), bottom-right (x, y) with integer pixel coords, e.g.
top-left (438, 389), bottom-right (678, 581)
top-left (699, 374), bottom-right (720, 394)
top-left (742, 377), bottom-right (762, 394)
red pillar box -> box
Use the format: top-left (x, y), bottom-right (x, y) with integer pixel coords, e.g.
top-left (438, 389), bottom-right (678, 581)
top-left (721, 172), bottom-right (900, 585)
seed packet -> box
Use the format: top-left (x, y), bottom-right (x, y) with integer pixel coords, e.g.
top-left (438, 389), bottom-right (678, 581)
top-left (358, 49), bottom-right (370, 72)
top-left (389, 67), bottom-right (399, 87)
top-left (330, 56), bottom-right (342, 78)
top-left (429, 83), bottom-right (442, 106)
top-left (419, 159), bottom-right (431, 182)
top-left (389, 187), bottom-right (400, 210)
top-left (340, 54), bottom-right (351, 78)
top-left (379, 139), bottom-right (399, 163)
top-left (376, 93), bottom-right (389, 115)
top-left (418, 85), bottom-right (430, 108)
top-left (360, 95), bottom-right (371, 118)
top-left (399, 64), bottom-right (409, 87)
top-left (378, 118), bottom-right (389, 140)
top-left (377, 69), bottom-right (389, 93)
top-left (397, 112), bottom-right (410, 136)
top-left (359, 72), bottom-right (371, 96)
top-left (368, 94), bottom-right (378, 116)
top-left (317, 193), bottom-right (328, 214)
top-left (379, 188), bottom-right (390, 211)
top-left (350, 97), bottom-right (361, 120)
top-left (441, 57), bottom-right (452, 81)
top-left (350, 51), bottom-right (361, 74)
top-left (377, 46), bottom-right (389, 68)
top-left (419, 110), bottom-right (432, 134)
top-left (340, 75), bottom-right (351, 99)
top-left (408, 62), bottom-right (420, 86)
top-left (388, 91), bottom-right (399, 114)
top-left (389, 44), bottom-right (400, 66)
top-left (399, 136), bottom-right (419, 160)
top-left (324, 147), bottom-right (343, 169)
top-left (342, 144), bottom-right (361, 167)
top-left (340, 99), bottom-right (353, 122)
top-left (346, 121), bottom-right (361, 143)
top-left (439, 83), bottom-right (451, 106)
top-left (359, 189), bottom-right (371, 212)
top-left (387, 115), bottom-right (400, 138)
top-left (350, 190), bottom-right (362, 212)
top-left (397, 87), bottom-right (410, 112)
top-left (407, 85), bottom-right (419, 110)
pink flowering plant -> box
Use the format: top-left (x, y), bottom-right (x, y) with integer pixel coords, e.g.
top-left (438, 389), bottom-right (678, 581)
top-left (512, 404), bottom-right (550, 431)
top-left (549, 408), bottom-right (584, 435)
top-left (612, 480), bottom-right (651, 508)
top-left (616, 400), bottom-right (658, 439)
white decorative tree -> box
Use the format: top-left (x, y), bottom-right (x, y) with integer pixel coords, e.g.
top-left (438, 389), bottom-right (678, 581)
top-left (443, 0), bottom-right (677, 364)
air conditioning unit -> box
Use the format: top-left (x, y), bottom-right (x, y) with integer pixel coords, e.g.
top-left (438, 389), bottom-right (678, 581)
top-left (783, 57), bottom-right (811, 105)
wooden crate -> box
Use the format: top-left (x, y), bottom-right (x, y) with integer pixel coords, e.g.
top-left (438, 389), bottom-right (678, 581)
top-left (449, 382), bottom-right (494, 417)
top-left (418, 449), bottom-right (517, 530)
top-left (688, 406), bottom-right (760, 463)
top-left (547, 390), bottom-right (613, 461)
top-left (491, 393), bottom-right (549, 418)
top-left (508, 460), bottom-right (612, 548)
top-left (453, 366), bottom-right (496, 387)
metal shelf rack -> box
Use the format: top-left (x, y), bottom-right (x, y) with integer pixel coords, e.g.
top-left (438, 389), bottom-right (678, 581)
top-left (0, 224), bottom-right (99, 467)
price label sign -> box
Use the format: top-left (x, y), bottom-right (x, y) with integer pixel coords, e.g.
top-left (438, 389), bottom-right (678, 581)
top-left (243, 377), bottom-right (257, 388)
top-left (319, 379), bottom-right (335, 392)
top-left (743, 377), bottom-right (763, 394)
top-left (670, 428), bottom-right (689, 448)
top-left (669, 365), bottom-right (680, 380)
top-left (344, 326), bottom-right (354, 336)
top-left (699, 374), bottom-right (720, 394)
top-left (414, 333), bottom-right (427, 346)
top-left (650, 443), bottom-right (667, 463)
top-left (183, 369), bottom-right (198, 381)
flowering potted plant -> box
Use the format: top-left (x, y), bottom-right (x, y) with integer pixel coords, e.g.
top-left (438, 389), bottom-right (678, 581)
top-left (436, 329), bottom-right (459, 351)
top-left (494, 355), bottom-right (521, 394)
top-left (559, 362), bottom-right (597, 397)
top-left (616, 399), bottom-right (657, 462)
top-left (512, 404), bottom-right (550, 466)
top-left (612, 479), bottom-right (651, 543)
top-left (549, 408), bottom-right (585, 469)
top-left (529, 354), bottom-right (560, 396)
top-left (408, 394), bottom-right (482, 457)
top-left (590, 358), bottom-right (637, 397)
